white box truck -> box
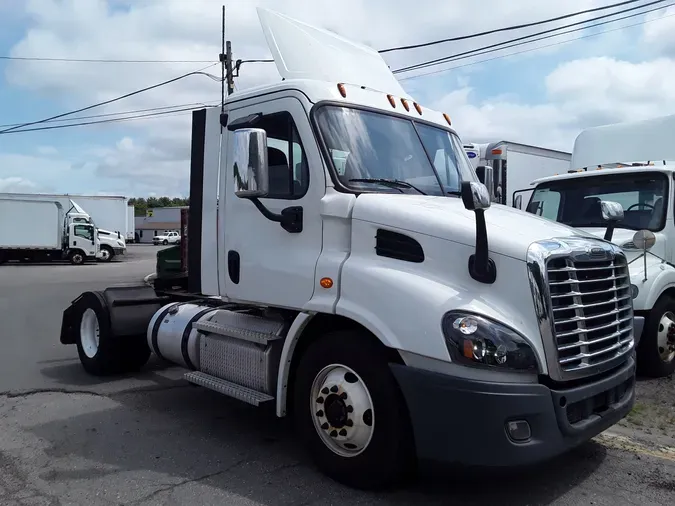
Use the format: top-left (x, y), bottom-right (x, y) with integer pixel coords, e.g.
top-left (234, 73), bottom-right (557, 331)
top-left (0, 199), bottom-right (99, 265)
top-left (57, 8), bottom-right (638, 490)
top-left (463, 141), bottom-right (571, 207)
top-left (0, 193), bottom-right (127, 261)
top-left (521, 113), bottom-right (675, 378)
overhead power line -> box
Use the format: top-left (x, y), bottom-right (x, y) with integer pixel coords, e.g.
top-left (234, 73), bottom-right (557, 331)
top-left (393, 0), bottom-right (669, 74)
top-left (0, 103), bottom-right (221, 135)
top-left (0, 55), bottom-right (215, 63)
top-left (0, 101), bottom-right (214, 129)
top-left (0, 63), bottom-right (219, 135)
top-left (379, 0), bottom-right (649, 53)
top-left (398, 6), bottom-right (675, 81)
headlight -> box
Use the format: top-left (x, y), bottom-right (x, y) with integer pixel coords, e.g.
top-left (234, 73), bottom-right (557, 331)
top-left (441, 311), bottom-right (538, 372)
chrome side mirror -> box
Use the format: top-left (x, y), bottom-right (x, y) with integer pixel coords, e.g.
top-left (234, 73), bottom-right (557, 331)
top-left (475, 165), bottom-right (494, 201)
top-left (232, 128), bottom-right (269, 198)
top-left (600, 200), bottom-right (624, 222)
top-left (461, 181), bottom-right (491, 211)
top-left (600, 200), bottom-right (623, 242)
top-left (633, 229), bottom-right (656, 251)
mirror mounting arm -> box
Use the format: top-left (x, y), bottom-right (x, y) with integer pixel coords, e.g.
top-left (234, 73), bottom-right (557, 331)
top-left (249, 198), bottom-right (303, 233)
top-left (461, 181), bottom-right (497, 284)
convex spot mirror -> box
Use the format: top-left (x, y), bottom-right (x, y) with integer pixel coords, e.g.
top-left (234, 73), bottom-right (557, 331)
top-left (633, 229), bottom-right (656, 251)
top-left (232, 128), bottom-right (270, 199)
top-left (600, 200), bottom-right (624, 222)
top-left (461, 181), bottom-right (491, 211)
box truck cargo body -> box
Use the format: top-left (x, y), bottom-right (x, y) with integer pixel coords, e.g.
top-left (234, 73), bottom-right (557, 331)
top-left (463, 141), bottom-right (571, 207)
top-left (0, 193), bottom-right (130, 238)
top-left (127, 204), bottom-right (135, 242)
top-left (0, 200), bottom-right (64, 249)
top-left (0, 199), bottom-right (99, 264)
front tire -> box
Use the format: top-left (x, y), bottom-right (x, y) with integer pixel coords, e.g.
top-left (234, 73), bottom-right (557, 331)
top-left (99, 245), bottom-right (114, 262)
top-left (293, 329), bottom-right (414, 490)
top-left (69, 250), bottom-right (85, 265)
top-left (638, 294), bottom-right (675, 378)
top-left (162, 239), bottom-right (168, 245)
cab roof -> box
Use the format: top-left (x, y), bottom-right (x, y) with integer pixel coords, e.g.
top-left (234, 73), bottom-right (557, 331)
top-left (531, 165), bottom-right (675, 186)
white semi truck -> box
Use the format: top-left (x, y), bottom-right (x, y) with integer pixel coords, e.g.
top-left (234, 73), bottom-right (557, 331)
top-left (58, 8), bottom-right (639, 490)
top-left (0, 198), bottom-right (99, 265)
top-left (522, 114), bottom-right (675, 378)
top-left (463, 141), bottom-right (572, 207)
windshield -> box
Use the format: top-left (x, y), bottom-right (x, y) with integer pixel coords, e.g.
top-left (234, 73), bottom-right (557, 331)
top-left (314, 105), bottom-right (477, 195)
top-left (528, 172), bottom-right (668, 231)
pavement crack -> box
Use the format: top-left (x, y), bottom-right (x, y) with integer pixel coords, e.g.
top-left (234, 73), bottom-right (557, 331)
top-left (0, 388), bottom-right (103, 399)
top-left (130, 457), bottom-right (250, 504)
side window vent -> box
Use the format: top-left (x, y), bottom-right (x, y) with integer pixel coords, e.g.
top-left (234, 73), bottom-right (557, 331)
top-left (375, 229), bottom-right (424, 263)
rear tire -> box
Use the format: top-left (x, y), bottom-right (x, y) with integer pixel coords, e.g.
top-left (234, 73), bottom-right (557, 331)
top-left (637, 294), bottom-right (675, 378)
top-left (293, 329), bottom-right (414, 490)
top-left (73, 292), bottom-right (150, 376)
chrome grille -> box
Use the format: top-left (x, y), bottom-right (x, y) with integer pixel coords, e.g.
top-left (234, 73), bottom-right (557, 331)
top-left (546, 255), bottom-right (633, 374)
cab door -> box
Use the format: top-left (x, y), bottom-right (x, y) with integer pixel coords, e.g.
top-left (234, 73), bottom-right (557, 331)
top-left (221, 96), bottom-right (325, 308)
top-left (71, 224), bottom-right (97, 257)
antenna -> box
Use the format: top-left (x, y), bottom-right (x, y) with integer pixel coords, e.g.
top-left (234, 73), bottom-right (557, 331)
top-left (219, 5), bottom-right (226, 110)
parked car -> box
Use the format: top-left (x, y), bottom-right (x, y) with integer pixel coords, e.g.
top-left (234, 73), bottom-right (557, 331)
top-left (153, 231), bottom-right (181, 245)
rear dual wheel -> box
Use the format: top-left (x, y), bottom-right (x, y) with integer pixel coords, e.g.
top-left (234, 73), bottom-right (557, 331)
top-left (73, 292), bottom-right (150, 376)
top-left (293, 330), bottom-right (414, 490)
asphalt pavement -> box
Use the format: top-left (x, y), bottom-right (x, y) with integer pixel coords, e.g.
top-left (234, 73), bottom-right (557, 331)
top-left (0, 245), bottom-right (673, 505)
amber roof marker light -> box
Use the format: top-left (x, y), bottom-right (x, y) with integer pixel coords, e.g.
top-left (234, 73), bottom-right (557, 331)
top-left (337, 83), bottom-right (347, 98)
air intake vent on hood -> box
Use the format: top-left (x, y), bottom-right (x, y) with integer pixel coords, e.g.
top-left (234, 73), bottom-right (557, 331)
top-left (375, 229), bottom-right (424, 263)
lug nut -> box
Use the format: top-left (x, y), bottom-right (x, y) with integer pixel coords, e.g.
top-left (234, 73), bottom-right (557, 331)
top-left (345, 419), bottom-right (353, 427)
top-left (339, 429), bottom-right (347, 436)
top-left (346, 405), bottom-right (353, 413)
top-left (340, 392), bottom-right (348, 399)
top-left (316, 397), bottom-right (324, 404)
top-left (321, 423), bottom-right (329, 430)
top-left (321, 387), bottom-right (329, 395)
top-left (316, 410), bottom-right (324, 417)
top-left (330, 430), bottom-right (338, 438)
top-left (330, 385), bottom-right (338, 393)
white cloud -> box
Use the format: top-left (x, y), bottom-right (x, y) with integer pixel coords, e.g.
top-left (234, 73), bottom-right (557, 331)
top-left (435, 54), bottom-right (675, 151)
top-left (2, 0), bottom-right (675, 195)
top-left (0, 176), bottom-right (40, 193)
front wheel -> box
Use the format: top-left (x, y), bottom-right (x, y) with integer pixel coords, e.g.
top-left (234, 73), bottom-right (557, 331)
top-left (69, 250), bottom-right (85, 265)
top-left (99, 246), bottom-right (114, 262)
top-left (637, 295), bottom-right (675, 377)
top-left (293, 329), bottom-right (414, 490)
top-left (162, 239), bottom-right (168, 245)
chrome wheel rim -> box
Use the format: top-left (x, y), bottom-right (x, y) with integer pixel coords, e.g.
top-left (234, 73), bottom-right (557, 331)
top-left (310, 364), bottom-right (374, 458)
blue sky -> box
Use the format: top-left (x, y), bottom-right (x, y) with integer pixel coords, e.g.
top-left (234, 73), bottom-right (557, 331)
top-left (1, 0), bottom-right (674, 197)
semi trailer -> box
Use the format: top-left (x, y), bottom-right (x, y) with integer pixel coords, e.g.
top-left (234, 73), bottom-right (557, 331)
top-left (58, 8), bottom-right (639, 490)
top-left (463, 141), bottom-right (572, 207)
top-left (0, 198), bottom-right (99, 265)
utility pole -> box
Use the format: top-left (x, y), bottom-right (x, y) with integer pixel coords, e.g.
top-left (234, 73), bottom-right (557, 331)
top-left (219, 5), bottom-right (234, 108)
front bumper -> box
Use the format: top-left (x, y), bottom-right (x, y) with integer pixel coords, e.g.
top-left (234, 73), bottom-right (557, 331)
top-left (113, 247), bottom-right (126, 255)
top-left (390, 355), bottom-right (635, 467)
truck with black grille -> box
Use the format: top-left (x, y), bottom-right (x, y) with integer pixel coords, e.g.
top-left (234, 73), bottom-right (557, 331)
top-left (56, 7), bottom-right (639, 491)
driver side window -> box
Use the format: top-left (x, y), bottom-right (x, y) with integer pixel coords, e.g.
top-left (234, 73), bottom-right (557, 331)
top-left (74, 225), bottom-right (93, 241)
top-left (254, 112), bottom-right (309, 200)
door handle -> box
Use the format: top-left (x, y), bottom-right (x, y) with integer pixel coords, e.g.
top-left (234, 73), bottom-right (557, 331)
top-left (73, 240), bottom-right (77, 245)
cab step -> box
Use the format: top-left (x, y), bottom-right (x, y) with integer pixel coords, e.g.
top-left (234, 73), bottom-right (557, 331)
top-left (184, 371), bottom-right (274, 406)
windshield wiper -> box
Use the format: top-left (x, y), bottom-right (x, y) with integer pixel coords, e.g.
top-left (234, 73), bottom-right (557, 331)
top-left (446, 190), bottom-right (462, 196)
top-left (349, 178), bottom-right (427, 195)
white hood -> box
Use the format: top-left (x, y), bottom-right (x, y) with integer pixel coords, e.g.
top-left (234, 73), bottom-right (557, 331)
top-left (352, 194), bottom-right (591, 261)
top-left (257, 7), bottom-right (411, 98)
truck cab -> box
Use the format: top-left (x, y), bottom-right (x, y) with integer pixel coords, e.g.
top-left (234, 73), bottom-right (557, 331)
top-left (524, 114), bottom-right (675, 377)
top-left (59, 8), bottom-right (639, 490)
top-left (66, 199), bottom-right (125, 261)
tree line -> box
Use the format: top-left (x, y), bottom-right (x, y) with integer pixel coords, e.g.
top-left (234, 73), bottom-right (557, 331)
top-left (128, 197), bottom-right (189, 216)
